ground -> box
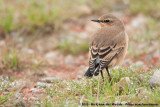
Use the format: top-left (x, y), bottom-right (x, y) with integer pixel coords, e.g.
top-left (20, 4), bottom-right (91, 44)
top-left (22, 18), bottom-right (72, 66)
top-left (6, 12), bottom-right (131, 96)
top-left (0, 0), bottom-right (160, 106)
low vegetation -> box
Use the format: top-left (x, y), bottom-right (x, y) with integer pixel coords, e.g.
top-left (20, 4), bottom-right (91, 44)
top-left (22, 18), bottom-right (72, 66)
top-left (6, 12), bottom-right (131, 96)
top-left (1, 67), bottom-right (159, 106)
top-left (0, 0), bottom-right (160, 106)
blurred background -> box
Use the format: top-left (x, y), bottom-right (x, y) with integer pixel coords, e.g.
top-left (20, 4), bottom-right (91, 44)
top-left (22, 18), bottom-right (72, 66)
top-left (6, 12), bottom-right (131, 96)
top-left (0, 0), bottom-right (160, 105)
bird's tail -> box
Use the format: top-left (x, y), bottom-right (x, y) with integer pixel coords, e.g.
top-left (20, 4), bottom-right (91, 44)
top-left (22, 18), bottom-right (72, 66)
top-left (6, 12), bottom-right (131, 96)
top-left (84, 67), bottom-right (93, 77)
top-left (84, 57), bottom-right (100, 77)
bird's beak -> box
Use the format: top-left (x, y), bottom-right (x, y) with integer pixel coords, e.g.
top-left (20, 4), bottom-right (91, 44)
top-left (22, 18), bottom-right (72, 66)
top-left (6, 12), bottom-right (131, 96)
top-left (91, 19), bottom-right (101, 23)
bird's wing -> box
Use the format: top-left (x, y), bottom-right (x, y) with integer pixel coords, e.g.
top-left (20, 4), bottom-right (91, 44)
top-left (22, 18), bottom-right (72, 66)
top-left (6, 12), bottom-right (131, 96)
top-left (98, 32), bottom-right (126, 70)
top-left (89, 45), bottom-right (98, 74)
top-left (98, 44), bottom-right (124, 71)
top-left (89, 31), bottom-right (126, 72)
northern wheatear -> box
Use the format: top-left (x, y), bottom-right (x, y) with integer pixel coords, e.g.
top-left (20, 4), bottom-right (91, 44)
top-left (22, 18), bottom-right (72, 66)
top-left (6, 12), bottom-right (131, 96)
top-left (84, 13), bottom-right (128, 82)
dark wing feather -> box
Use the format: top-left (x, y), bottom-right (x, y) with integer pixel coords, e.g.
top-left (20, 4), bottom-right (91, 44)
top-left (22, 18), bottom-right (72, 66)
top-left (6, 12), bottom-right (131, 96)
top-left (84, 57), bottom-right (99, 77)
top-left (89, 46), bottom-right (98, 75)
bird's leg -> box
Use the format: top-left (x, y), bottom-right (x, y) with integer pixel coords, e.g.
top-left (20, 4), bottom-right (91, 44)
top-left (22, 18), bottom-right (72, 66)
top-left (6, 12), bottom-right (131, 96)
top-left (100, 70), bottom-right (104, 82)
top-left (106, 67), bottom-right (111, 82)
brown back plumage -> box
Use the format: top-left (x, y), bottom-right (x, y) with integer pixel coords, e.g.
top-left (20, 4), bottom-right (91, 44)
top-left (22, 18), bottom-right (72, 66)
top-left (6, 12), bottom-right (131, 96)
top-left (88, 13), bottom-right (128, 76)
top-left (90, 26), bottom-right (125, 47)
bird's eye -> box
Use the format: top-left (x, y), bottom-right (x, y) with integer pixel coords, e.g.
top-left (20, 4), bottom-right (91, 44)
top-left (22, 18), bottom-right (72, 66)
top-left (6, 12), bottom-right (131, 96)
top-left (104, 20), bottom-right (110, 23)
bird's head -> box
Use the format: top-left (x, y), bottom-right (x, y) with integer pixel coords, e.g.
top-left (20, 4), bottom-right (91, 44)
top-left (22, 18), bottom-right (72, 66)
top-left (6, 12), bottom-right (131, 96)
top-left (91, 13), bottom-right (123, 28)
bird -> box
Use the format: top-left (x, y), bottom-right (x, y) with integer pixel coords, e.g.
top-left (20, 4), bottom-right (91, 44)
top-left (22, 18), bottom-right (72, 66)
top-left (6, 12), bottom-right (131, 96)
top-left (84, 13), bottom-right (128, 82)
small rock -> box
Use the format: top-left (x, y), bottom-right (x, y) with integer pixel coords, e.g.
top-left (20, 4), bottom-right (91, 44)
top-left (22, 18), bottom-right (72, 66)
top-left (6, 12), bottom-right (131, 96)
top-left (64, 55), bottom-right (75, 65)
top-left (40, 77), bottom-right (59, 83)
top-left (149, 70), bottom-right (160, 88)
top-left (136, 87), bottom-right (150, 97)
top-left (112, 77), bottom-right (131, 93)
top-left (76, 75), bottom-right (83, 79)
top-left (44, 51), bottom-right (63, 64)
top-left (135, 61), bottom-right (144, 67)
top-left (22, 48), bottom-right (34, 54)
top-left (137, 74), bottom-right (145, 82)
top-left (36, 82), bottom-right (51, 88)
top-left (30, 88), bottom-right (46, 94)
top-left (131, 14), bottom-right (147, 28)
top-left (126, 14), bottom-right (147, 33)
top-left (0, 40), bottom-right (6, 47)
top-left (121, 101), bottom-right (127, 105)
